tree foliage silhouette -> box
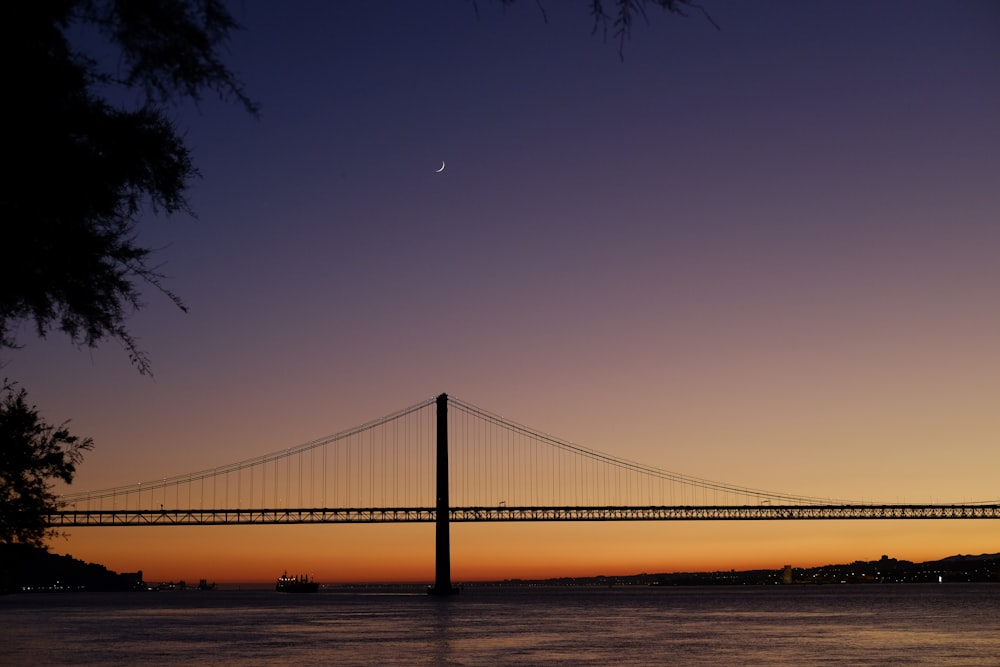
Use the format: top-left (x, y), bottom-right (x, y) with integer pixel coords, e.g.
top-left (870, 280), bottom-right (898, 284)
top-left (490, 0), bottom-right (718, 58)
top-left (0, 382), bottom-right (93, 547)
top-left (589, 0), bottom-right (718, 52)
top-left (1, 0), bottom-right (256, 374)
top-left (0, 0), bottom-right (254, 552)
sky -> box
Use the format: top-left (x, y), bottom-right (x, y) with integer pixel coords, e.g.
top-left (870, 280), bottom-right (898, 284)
top-left (10, 0), bottom-right (1000, 583)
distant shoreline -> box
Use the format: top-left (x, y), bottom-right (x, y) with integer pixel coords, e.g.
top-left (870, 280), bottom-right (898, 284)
top-left (3, 546), bottom-right (997, 594)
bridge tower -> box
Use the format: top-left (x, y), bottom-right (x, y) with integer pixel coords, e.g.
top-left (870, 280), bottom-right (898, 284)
top-left (428, 393), bottom-right (459, 595)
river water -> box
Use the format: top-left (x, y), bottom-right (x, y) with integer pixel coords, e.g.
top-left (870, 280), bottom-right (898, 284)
top-left (3, 584), bottom-right (999, 666)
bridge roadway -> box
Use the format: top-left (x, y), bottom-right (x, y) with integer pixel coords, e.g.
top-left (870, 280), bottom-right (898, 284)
top-left (49, 503), bottom-right (1000, 526)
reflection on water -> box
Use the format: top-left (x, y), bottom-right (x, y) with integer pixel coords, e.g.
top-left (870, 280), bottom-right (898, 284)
top-left (3, 584), bottom-right (999, 666)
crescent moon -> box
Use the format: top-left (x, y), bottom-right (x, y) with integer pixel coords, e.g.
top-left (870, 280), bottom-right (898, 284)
top-left (435, 160), bottom-right (446, 173)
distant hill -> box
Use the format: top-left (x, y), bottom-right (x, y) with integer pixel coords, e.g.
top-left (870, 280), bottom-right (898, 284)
top-left (782, 553), bottom-right (1000, 584)
top-left (0, 543), bottom-right (145, 594)
top-left (930, 553), bottom-right (1000, 564)
top-left (498, 553), bottom-right (1000, 587)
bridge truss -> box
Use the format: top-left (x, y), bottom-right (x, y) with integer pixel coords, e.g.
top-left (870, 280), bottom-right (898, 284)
top-left (49, 503), bottom-right (1000, 526)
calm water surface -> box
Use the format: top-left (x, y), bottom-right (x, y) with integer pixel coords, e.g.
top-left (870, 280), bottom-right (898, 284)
top-left (3, 584), bottom-right (999, 666)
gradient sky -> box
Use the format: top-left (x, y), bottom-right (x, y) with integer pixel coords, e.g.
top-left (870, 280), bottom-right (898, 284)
top-left (11, 0), bottom-right (1000, 583)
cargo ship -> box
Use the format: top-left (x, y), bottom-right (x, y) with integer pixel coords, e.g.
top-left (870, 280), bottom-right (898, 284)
top-left (275, 572), bottom-right (319, 593)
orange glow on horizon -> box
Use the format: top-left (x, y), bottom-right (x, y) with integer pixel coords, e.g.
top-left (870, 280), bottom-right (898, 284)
top-left (54, 520), bottom-right (999, 585)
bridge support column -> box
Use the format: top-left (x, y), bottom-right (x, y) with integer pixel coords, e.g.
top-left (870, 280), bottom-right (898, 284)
top-left (428, 393), bottom-right (459, 595)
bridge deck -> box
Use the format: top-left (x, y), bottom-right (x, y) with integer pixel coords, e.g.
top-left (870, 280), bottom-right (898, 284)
top-left (48, 504), bottom-right (1000, 526)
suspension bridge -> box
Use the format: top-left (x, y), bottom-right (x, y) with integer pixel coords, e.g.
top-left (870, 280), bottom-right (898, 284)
top-left (51, 393), bottom-right (1000, 593)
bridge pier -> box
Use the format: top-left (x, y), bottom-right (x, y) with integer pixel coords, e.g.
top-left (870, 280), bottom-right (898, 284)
top-left (428, 393), bottom-right (459, 595)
